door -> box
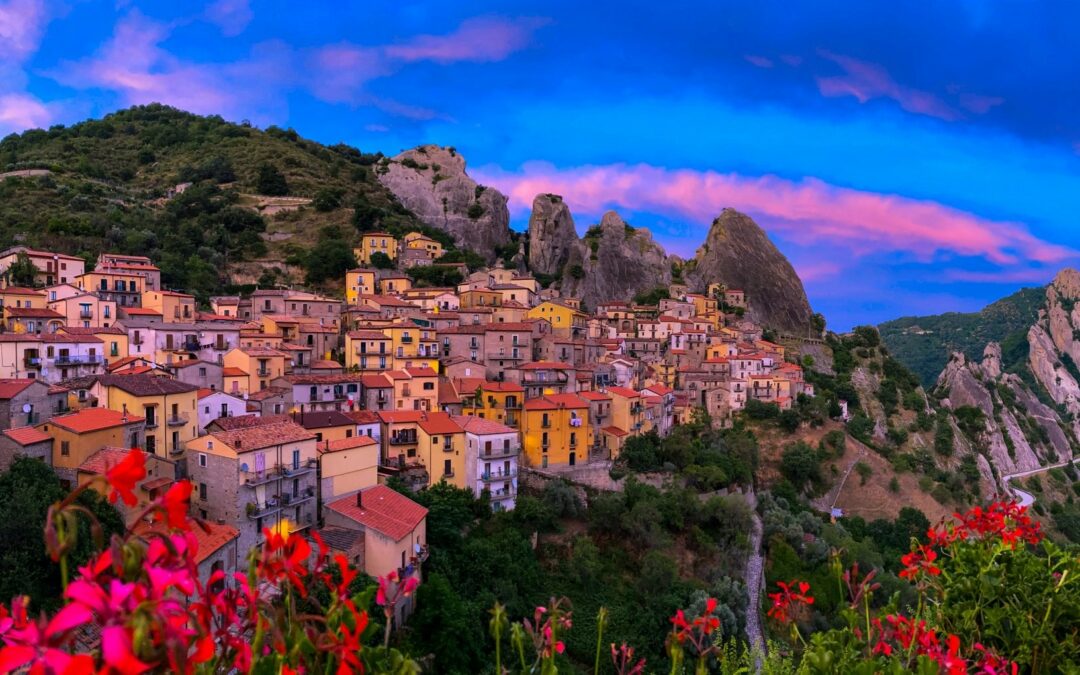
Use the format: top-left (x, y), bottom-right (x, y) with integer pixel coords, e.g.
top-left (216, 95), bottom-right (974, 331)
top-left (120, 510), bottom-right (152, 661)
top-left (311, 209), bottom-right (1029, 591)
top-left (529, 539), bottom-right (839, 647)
top-left (569, 452), bottom-right (576, 466)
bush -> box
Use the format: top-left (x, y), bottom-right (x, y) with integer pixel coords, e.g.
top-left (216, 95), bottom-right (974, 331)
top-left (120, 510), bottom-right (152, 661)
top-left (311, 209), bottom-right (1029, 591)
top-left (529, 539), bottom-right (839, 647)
top-left (255, 162), bottom-right (288, 195)
top-left (744, 399), bottom-right (780, 420)
top-left (368, 251), bottom-right (394, 269)
top-left (780, 441), bottom-right (822, 492)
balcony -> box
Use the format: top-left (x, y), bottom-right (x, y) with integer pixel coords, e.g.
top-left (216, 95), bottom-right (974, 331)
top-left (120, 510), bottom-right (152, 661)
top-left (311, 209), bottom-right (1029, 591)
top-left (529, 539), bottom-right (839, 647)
top-left (182, 340), bottom-right (201, 352)
top-left (166, 413), bottom-right (188, 427)
top-left (400, 336), bottom-right (413, 344)
top-left (79, 309), bottom-right (93, 319)
top-left (144, 417), bottom-right (159, 429)
top-left (441, 443), bottom-right (454, 453)
top-left (244, 470), bottom-right (279, 486)
top-left (246, 500), bottom-right (281, 519)
top-left (481, 445), bottom-right (518, 460)
top-left (279, 458), bottom-right (317, 477)
top-left (503, 400), bottom-right (522, 410)
top-left (280, 487), bottom-right (316, 506)
top-left (54, 355), bottom-right (102, 365)
top-left (486, 352), bottom-right (525, 361)
top-left (389, 434), bottom-right (417, 446)
top-left (23, 356), bottom-right (41, 368)
top-left (257, 369), bottom-right (270, 377)
top-left (481, 468), bottom-right (516, 482)
top-left (489, 487), bottom-right (517, 500)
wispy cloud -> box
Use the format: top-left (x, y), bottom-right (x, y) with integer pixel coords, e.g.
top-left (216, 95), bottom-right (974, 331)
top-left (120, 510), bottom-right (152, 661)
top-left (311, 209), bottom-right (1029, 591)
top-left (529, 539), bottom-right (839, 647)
top-left (0, 0), bottom-right (47, 62)
top-left (816, 51), bottom-right (962, 120)
top-left (204, 0), bottom-right (252, 37)
top-left (744, 54), bottom-right (773, 68)
top-left (477, 162), bottom-right (1075, 267)
top-left (385, 16), bottom-right (548, 64)
top-left (50, 12), bottom-right (293, 122)
top-left (0, 91), bottom-right (50, 131)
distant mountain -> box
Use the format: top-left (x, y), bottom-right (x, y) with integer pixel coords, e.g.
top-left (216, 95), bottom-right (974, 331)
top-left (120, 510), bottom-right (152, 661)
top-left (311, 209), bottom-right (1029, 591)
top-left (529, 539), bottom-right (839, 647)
top-left (879, 287), bottom-right (1046, 387)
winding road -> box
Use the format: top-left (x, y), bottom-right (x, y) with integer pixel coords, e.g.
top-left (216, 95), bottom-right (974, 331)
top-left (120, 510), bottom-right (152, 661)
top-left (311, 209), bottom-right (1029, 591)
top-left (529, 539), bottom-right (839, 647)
top-left (1002, 458), bottom-right (1078, 507)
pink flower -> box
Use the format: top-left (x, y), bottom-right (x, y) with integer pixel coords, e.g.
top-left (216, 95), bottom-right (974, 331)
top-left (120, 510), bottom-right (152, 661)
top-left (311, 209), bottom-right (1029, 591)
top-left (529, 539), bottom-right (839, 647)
top-left (106, 449), bottom-right (146, 506)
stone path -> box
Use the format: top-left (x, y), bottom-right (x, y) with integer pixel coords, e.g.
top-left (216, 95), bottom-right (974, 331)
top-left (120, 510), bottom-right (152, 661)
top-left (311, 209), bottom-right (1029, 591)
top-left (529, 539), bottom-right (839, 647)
top-left (743, 490), bottom-right (766, 670)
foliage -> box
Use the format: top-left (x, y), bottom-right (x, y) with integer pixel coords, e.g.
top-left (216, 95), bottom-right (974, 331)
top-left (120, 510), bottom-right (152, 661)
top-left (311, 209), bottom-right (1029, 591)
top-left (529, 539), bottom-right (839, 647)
top-left (780, 442), bottom-right (823, 492)
top-left (4, 251), bottom-right (38, 286)
top-left (255, 162), bottom-right (289, 195)
top-left (369, 251), bottom-right (395, 269)
top-left (405, 264), bottom-right (463, 288)
top-left (632, 287), bottom-right (670, 306)
top-left (879, 286), bottom-right (1046, 387)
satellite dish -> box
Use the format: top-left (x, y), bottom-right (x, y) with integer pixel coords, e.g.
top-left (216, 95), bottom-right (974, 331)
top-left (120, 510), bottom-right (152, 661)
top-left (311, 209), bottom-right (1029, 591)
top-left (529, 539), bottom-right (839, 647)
top-left (21, 403), bottom-right (32, 414)
top-left (242, 392), bottom-right (249, 400)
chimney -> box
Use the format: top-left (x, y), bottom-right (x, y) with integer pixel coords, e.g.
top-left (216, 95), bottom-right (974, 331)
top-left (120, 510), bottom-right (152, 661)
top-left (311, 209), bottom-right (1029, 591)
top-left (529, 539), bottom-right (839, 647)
top-left (355, 491), bottom-right (363, 507)
top-left (121, 403), bottom-right (128, 423)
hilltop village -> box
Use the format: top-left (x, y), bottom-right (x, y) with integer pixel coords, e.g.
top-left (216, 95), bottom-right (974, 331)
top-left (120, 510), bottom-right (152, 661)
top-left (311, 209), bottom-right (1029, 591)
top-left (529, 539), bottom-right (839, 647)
top-left (0, 235), bottom-right (814, 588)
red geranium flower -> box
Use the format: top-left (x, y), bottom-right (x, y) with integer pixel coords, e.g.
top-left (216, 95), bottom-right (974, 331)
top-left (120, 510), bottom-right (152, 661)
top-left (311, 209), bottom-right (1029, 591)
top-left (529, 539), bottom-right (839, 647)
top-left (899, 545), bottom-right (941, 579)
top-left (157, 480), bottom-right (193, 530)
top-left (766, 580), bottom-right (814, 623)
top-left (106, 449), bottom-right (146, 506)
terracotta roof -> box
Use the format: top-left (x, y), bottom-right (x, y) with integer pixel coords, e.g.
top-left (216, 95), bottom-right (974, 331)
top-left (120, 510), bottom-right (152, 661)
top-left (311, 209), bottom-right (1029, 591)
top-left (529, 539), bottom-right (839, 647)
top-left (320, 435), bottom-right (379, 453)
top-left (246, 386), bottom-right (289, 401)
top-left (344, 410), bottom-right (380, 425)
top-left (326, 485), bottom-right (428, 541)
top-left (59, 326), bottom-right (126, 335)
top-left (238, 348), bottom-right (286, 357)
top-left (377, 410), bottom-right (425, 424)
top-left (523, 394), bottom-right (589, 411)
top-left (97, 374), bottom-right (198, 396)
top-left (222, 367), bottom-right (248, 377)
top-left (602, 426), bottom-right (629, 438)
top-left (122, 308), bottom-right (162, 316)
top-left (405, 366), bottom-right (437, 377)
top-left (360, 374), bottom-right (391, 388)
top-left (0, 378), bottom-right (37, 398)
top-left (210, 414), bottom-right (288, 431)
top-left (78, 446), bottom-right (135, 474)
top-left (213, 420), bottom-right (316, 451)
top-left (311, 360), bottom-right (342, 370)
top-left (347, 330), bottom-right (389, 339)
top-left (452, 415), bottom-right (515, 435)
top-left (0, 286), bottom-right (45, 295)
top-left (4, 307), bottom-right (63, 318)
top-left (39, 333), bottom-right (102, 344)
top-left (281, 373), bottom-right (364, 385)
top-left (417, 411), bottom-right (462, 435)
top-left (50, 408), bottom-right (144, 433)
top-left (577, 390), bottom-right (611, 401)
top-left (3, 425), bottom-right (51, 445)
top-left (606, 386), bottom-right (641, 399)
top-left (134, 520), bottom-right (238, 565)
top-left (644, 384), bottom-right (674, 395)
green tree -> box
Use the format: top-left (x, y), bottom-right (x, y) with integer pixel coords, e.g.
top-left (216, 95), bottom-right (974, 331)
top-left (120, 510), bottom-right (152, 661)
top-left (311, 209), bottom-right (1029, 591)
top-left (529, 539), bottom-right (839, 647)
top-left (6, 251), bottom-right (38, 286)
top-left (368, 251), bottom-right (395, 270)
top-left (256, 162), bottom-right (288, 196)
top-left (780, 441), bottom-right (822, 492)
top-left (0, 457), bottom-right (123, 611)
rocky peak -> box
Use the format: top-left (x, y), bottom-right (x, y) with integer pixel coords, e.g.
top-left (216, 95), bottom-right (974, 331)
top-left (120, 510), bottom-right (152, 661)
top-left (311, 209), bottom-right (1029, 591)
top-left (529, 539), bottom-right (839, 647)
top-left (527, 194), bottom-right (577, 277)
top-left (377, 145), bottom-right (511, 260)
top-left (686, 208), bottom-right (812, 332)
top-left (558, 211), bottom-right (672, 310)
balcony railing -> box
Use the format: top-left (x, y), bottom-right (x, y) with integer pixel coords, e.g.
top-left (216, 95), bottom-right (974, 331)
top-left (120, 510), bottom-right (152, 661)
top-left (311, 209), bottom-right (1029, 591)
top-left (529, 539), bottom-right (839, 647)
top-left (79, 309), bottom-right (92, 319)
top-left (166, 413), bottom-right (188, 427)
top-left (244, 470), bottom-right (277, 486)
top-left (23, 356), bottom-right (41, 368)
top-left (481, 468), bottom-right (516, 481)
top-left (279, 458), bottom-right (317, 476)
top-left (400, 336), bottom-right (413, 343)
top-left (182, 340), bottom-right (201, 352)
top-left (246, 500), bottom-right (281, 519)
top-left (486, 353), bottom-right (525, 361)
top-left (489, 487), bottom-right (517, 500)
top-left (442, 443), bottom-right (454, 453)
top-left (481, 445), bottom-right (518, 460)
top-left (389, 434), bottom-right (417, 445)
top-left (257, 369), bottom-right (270, 377)
top-left (54, 355), bottom-right (101, 365)
top-left (503, 400), bottom-right (522, 410)
top-left (144, 417), bottom-right (159, 429)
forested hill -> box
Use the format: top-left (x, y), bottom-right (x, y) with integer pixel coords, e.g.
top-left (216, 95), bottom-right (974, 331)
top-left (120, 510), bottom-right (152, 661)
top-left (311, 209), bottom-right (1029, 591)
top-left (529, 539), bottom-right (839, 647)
top-left (0, 104), bottom-right (422, 299)
top-left (878, 286), bottom-right (1046, 387)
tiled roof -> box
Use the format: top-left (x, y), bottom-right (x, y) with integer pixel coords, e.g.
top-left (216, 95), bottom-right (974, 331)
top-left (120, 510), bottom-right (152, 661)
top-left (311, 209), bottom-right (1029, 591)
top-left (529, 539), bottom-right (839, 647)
top-left (417, 411), bottom-right (462, 435)
top-left (377, 410), bottom-right (425, 424)
top-left (311, 360), bottom-right (342, 370)
top-left (344, 410), bottom-right (380, 425)
top-left (452, 415), bottom-right (515, 435)
top-left (238, 347), bottom-right (286, 357)
top-left (0, 378), bottom-right (37, 398)
top-left (281, 373), bottom-right (364, 385)
top-left (360, 374), bottom-right (391, 388)
top-left (209, 414), bottom-right (288, 430)
top-left (78, 446), bottom-right (133, 474)
top-left (134, 520), bottom-right (238, 565)
top-left (222, 367), bottom-right (248, 377)
top-left (39, 333), bottom-right (102, 344)
top-left (602, 426), bottom-right (629, 438)
top-left (321, 435), bottom-right (378, 453)
top-left (4, 307), bottom-right (64, 319)
top-left (3, 425), bottom-right (51, 445)
top-left (606, 386), bottom-right (640, 399)
top-left (214, 420), bottom-right (316, 452)
top-left (50, 408), bottom-right (144, 433)
top-left (577, 390), bottom-right (611, 401)
top-left (519, 361), bottom-right (574, 370)
top-left (291, 411), bottom-right (354, 430)
top-left (59, 326), bottom-right (126, 335)
top-left (97, 374), bottom-right (198, 396)
top-left (523, 394), bottom-right (589, 411)
top-left (246, 386), bottom-right (289, 401)
top-left (405, 366), bottom-right (437, 377)
top-left (122, 308), bottom-right (162, 316)
top-left (0, 286), bottom-right (45, 295)
top-left (326, 485), bottom-right (428, 541)
top-left (347, 330), bottom-right (389, 339)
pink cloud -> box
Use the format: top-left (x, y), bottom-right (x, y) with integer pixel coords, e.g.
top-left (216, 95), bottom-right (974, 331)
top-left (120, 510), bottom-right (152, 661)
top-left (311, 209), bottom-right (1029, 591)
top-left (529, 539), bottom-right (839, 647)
top-left (957, 92), bottom-right (1004, 114)
top-left (385, 16), bottom-right (548, 64)
top-left (204, 0), bottom-right (253, 37)
top-left (943, 267), bottom-right (1056, 284)
top-left (0, 91), bottom-right (50, 131)
top-left (744, 55), bottom-right (773, 68)
top-left (0, 0), bottom-right (47, 61)
top-left (307, 43), bottom-right (390, 103)
top-left (50, 12), bottom-right (291, 122)
top-left (794, 261), bottom-right (843, 282)
top-left (475, 162), bottom-right (1074, 267)
top-left (816, 51), bottom-right (961, 120)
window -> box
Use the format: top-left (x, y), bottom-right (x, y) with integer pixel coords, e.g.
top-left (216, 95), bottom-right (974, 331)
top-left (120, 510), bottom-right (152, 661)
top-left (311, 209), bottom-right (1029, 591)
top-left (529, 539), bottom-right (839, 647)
top-left (292, 449), bottom-right (300, 470)
top-left (199, 453), bottom-right (207, 467)
top-left (199, 483), bottom-right (207, 500)
top-left (60, 441), bottom-right (70, 456)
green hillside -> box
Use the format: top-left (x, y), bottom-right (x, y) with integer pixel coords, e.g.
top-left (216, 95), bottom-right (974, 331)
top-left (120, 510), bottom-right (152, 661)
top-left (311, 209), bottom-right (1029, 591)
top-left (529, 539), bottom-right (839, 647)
top-left (0, 104), bottom-right (422, 299)
top-left (878, 286), bottom-right (1045, 387)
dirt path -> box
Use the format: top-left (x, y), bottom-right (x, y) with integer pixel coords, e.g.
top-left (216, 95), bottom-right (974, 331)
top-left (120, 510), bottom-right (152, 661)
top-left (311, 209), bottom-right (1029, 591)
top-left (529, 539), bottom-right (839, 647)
top-left (743, 490), bottom-right (766, 669)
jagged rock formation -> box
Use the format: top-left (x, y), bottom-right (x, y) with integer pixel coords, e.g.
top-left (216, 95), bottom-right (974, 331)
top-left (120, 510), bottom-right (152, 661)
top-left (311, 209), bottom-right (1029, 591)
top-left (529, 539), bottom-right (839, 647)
top-left (1028, 269), bottom-right (1080, 418)
top-left (937, 342), bottom-right (1074, 479)
top-left (527, 194), bottom-right (578, 277)
top-left (558, 211), bottom-right (672, 310)
top-left (377, 145), bottom-right (511, 259)
top-left (686, 209), bottom-right (813, 332)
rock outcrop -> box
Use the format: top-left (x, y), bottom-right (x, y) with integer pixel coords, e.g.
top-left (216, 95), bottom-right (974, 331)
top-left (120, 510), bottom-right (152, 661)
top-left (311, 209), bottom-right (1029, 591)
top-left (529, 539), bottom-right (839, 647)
top-left (377, 145), bottom-right (510, 259)
top-left (558, 211), bottom-right (672, 310)
top-left (1029, 269), bottom-right (1080, 418)
top-left (686, 209), bottom-right (812, 332)
top-left (527, 194), bottom-right (578, 277)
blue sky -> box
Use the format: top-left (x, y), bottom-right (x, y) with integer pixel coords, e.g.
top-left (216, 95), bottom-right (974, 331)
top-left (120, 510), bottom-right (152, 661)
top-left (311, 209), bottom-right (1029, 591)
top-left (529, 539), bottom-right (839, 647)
top-left (3, 1), bottom-right (1079, 329)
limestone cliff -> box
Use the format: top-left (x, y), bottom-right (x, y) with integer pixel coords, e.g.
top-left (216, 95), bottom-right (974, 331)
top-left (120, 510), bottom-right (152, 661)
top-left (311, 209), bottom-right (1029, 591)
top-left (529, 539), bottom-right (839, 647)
top-left (1029, 269), bottom-right (1080, 419)
top-left (686, 209), bottom-right (813, 332)
top-left (527, 194), bottom-right (578, 277)
top-left (558, 211), bottom-right (672, 310)
top-left (377, 145), bottom-right (510, 259)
